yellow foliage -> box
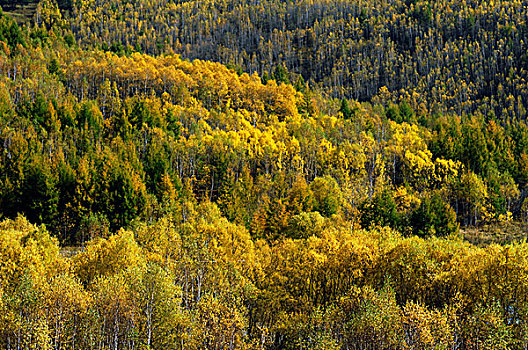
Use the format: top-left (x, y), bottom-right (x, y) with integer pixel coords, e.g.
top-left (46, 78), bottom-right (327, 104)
top-left (73, 229), bottom-right (144, 284)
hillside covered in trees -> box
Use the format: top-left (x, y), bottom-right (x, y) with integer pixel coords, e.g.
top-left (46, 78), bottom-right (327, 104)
top-left (1, 0), bottom-right (528, 348)
top-left (61, 0), bottom-right (528, 118)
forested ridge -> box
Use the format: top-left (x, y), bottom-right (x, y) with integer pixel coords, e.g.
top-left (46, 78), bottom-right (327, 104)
top-left (62, 0), bottom-right (528, 117)
top-left (0, 0), bottom-right (528, 348)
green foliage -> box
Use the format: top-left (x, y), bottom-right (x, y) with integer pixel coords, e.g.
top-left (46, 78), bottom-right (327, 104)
top-left (339, 98), bottom-right (352, 120)
top-left (410, 192), bottom-right (459, 237)
top-left (360, 190), bottom-right (400, 229)
top-left (0, 11), bottom-right (25, 51)
top-left (309, 176), bottom-right (342, 217)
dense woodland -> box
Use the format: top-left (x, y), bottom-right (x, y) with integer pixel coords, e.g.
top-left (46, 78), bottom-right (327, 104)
top-left (0, 0), bottom-right (528, 348)
top-left (62, 0), bottom-right (528, 116)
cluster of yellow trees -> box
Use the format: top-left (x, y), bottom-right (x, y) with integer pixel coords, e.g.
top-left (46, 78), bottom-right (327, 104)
top-left (0, 39), bottom-right (480, 239)
top-left (2, 209), bottom-right (528, 349)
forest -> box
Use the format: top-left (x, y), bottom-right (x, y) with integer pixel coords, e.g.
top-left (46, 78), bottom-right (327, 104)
top-left (0, 0), bottom-right (528, 348)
